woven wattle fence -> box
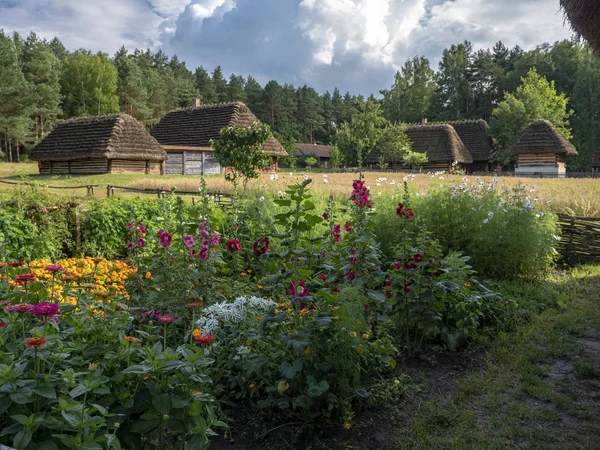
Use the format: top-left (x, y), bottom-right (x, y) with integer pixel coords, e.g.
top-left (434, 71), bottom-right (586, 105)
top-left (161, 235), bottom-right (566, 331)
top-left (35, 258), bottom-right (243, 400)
top-left (558, 214), bottom-right (600, 265)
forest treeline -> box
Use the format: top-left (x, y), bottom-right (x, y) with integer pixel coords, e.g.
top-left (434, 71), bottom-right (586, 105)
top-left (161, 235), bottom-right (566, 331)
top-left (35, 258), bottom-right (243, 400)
top-left (1, 30), bottom-right (599, 170)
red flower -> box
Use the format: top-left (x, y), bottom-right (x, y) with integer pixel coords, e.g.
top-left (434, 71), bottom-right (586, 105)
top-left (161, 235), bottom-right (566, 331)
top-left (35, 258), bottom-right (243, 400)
top-left (349, 251), bottom-right (358, 265)
top-left (385, 291), bottom-right (393, 299)
top-left (137, 238), bottom-right (146, 248)
top-left (350, 180), bottom-right (371, 208)
top-left (394, 260), bottom-right (402, 270)
top-left (44, 264), bottom-right (65, 274)
top-left (0, 320), bottom-right (6, 327)
top-left (404, 283), bottom-right (411, 294)
top-left (344, 221), bottom-right (353, 233)
top-left (8, 261), bottom-right (24, 268)
top-left (331, 224), bottom-right (342, 242)
top-left (289, 280), bottom-right (309, 298)
top-left (194, 333), bottom-right (215, 345)
top-left (32, 302), bottom-right (60, 318)
top-left (186, 302), bottom-right (203, 308)
top-left (320, 273), bottom-right (327, 282)
top-left (385, 277), bottom-right (392, 287)
top-left (158, 315), bottom-right (174, 323)
top-left (226, 239), bottom-right (242, 253)
top-left (414, 254), bottom-right (424, 263)
top-left (322, 212), bottom-right (329, 220)
top-left (253, 237), bottom-right (270, 256)
top-left (14, 274), bottom-right (37, 285)
top-left (397, 203), bottom-right (415, 219)
top-left (25, 336), bottom-right (47, 348)
top-left (345, 271), bottom-right (356, 281)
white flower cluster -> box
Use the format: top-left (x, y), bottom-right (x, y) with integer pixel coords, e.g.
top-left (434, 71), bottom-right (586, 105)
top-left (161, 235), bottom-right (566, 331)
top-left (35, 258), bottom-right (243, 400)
top-left (196, 296), bottom-right (276, 335)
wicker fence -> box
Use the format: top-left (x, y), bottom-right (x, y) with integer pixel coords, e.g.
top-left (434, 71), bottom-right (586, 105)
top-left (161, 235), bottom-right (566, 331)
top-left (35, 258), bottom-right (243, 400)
top-left (558, 214), bottom-right (600, 265)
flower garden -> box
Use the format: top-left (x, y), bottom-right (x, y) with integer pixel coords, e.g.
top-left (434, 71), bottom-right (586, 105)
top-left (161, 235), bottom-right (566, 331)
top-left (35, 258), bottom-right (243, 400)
top-left (0, 176), bottom-right (569, 449)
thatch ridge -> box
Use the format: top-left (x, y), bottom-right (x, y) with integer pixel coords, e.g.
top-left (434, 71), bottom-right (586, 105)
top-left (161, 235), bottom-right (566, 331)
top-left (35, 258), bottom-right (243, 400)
top-left (507, 120), bottom-right (578, 156)
top-left (30, 113), bottom-right (166, 162)
top-left (367, 123), bottom-right (473, 164)
top-left (561, 0), bottom-right (600, 54)
top-left (150, 101), bottom-right (288, 157)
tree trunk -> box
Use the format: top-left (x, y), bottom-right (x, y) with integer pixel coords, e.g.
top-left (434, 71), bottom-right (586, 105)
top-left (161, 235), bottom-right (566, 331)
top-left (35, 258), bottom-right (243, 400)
top-left (16, 139), bottom-right (20, 163)
top-left (35, 117), bottom-right (39, 144)
top-left (8, 138), bottom-right (12, 163)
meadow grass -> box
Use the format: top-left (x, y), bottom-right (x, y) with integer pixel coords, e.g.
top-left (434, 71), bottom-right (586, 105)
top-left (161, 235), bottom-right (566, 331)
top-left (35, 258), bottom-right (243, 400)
top-left (1, 162), bottom-right (599, 216)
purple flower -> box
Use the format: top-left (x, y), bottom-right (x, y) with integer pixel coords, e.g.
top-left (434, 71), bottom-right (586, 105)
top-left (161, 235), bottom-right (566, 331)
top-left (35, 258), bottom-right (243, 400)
top-left (289, 280), bottom-right (309, 298)
top-left (322, 212), bottom-right (329, 220)
top-left (158, 230), bottom-right (172, 248)
top-left (199, 245), bottom-right (209, 261)
top-left (211, 233), bottom-right (220, 246)
top-left (32, 302), bottom-right (60, 318)
top-left (344, 221), bottom-right (353, 233)
top-left (137, 238), bottom-right (146, 248)
top-left (126, 223), bottom-right (134, 230)
top-left (184, 235), bottom-right (195, 248)
top-left (138, 224), bottom-right (147, 236)
top-left (44, 264), bottom-right (65, 274)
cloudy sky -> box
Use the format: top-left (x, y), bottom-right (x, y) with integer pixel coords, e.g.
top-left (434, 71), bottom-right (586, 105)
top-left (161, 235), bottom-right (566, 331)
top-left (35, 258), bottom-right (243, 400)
top-left (0, 0), bottom-right (573, 95)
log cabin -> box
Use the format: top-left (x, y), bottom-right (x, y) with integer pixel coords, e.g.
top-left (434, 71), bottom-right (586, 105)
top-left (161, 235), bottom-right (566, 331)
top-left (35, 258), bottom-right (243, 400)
top-left (150, 101), bottom-right (287, 176)
top-left (29, 114), bottom-right (167, 175)
top-left (508, 120), bottom-right (577, 177)
top-left (294, 143), bottom-right (333, 168)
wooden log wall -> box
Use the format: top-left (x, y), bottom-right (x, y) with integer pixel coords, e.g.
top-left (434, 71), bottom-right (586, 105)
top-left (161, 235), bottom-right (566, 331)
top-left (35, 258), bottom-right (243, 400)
top-left (517, 153), bottom-right (557, 168)
top-left (110, 159), bottom-right (147, 174)
top-left (165, 151), bottom-right (184, 175)
top-left (558, 214), bottom-right (600, 265)
top-left (70, 159), bottom-right (109, 174)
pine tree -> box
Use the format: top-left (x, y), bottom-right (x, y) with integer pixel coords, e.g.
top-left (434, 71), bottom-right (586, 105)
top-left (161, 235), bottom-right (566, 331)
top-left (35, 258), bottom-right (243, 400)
top-left (212, 66), bottom-right (228, 103)
top-left (228, 74), bottom-right (246, 102)
top-left (194, 66), bottom-right (217, 104)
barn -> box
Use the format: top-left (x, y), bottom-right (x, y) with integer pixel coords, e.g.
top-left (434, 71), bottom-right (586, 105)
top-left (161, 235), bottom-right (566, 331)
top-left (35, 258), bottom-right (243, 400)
top-left (150, 101), bottom-right (287, 176)
top-left (30, 114), bottom-right (167, 175)
top-left (508, 120), bottom-right (577, 177)
top-left (366, 123), bottom-right (473, 171)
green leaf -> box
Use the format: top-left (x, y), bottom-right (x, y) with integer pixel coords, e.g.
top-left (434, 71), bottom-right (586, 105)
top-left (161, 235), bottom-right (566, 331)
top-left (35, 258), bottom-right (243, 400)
top-left (68, 385), bottom-right (89, 398)
top-left (279, 359), bottom-right (303, 379)
top-left (129, 419), bottom-right (160, 434)
top-left (119, 365), bottom-right (151, 375)
top-left (307, 379), bottom-right (329, 398)
top-left (152, 393), bottom-right (171, 414)
top-left (186, 434), bottom-right (209, 450)
top-left (13, 430), bottom-right (33, 450)
top-left (34, 385), bottom-right (57, 399)
top-left (10, 388), bottom-right (33, 404)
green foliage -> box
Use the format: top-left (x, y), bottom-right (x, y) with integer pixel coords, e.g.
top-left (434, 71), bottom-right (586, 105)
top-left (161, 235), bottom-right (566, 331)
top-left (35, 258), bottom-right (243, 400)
top-left (335, 98), bottom-right (388, 167)
top-left (491, 68), bottom-right (573, 155)
top-left (403, 150), bottom-right (428, 168)
top-left (211, 122), bottom-right (272, 191)
top-left (376, 123), bottom-right (412, 167)
top-left (303, 155), bottom-right (318, 170)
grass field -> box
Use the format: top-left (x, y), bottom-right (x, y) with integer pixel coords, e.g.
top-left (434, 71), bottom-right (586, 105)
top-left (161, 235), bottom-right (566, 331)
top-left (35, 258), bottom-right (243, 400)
top-left (1, 162), bottom-right (599, 216)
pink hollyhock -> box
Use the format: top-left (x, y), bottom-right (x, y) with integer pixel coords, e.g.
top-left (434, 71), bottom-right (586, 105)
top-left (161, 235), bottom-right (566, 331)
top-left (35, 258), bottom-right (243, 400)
top-left (138, 224), bottom-right (147, 236)
top-left (127, 240), bottom-right (133, 250)
top-left (189, 249), bottom-right (196, 259)
top-left (331, 224), bottom-right (342, 243)
top-left (253, 237), bottom-right (270, 256)
top-left (32, 302), bottom-right (60, 318)
top-left (289, 280), bottom-right (309, 298)
top-left (385, 277), bottom-right (392, 287)
top-left (211, 233), bottom-right (220, 246)
top-left (199, 245), bottom-right (210, 261)
top-left (322, 212), bottom-right (329, 220)
top-left (350, 180), bottom-right (371, 208)
top-left (137, 238), bottom-right (146, 248)
top-left (126, 223), bottom-right (134, 230)
top-left (414, 253), bottom-right (424, 263)
top-left (184, 235), bottom-right (195, 248)
top-left (344, 221), bottom-right (353, 233)
top-left (226, 239), bottom-right (242, 252)
top-left (346, 272), bottom-right (356, 281)
top-left (320, 273), bottom-right (327, 282)
top-left (158, 230), bottom-right (172, 248)
top-left (349, 251), bottom-right (358, 265)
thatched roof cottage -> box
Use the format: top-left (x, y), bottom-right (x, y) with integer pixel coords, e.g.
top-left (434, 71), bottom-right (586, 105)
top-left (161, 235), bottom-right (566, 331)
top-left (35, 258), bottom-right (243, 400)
top-left (508, 120), bottom-right (577, 177)
top-left (294, 143), bottom-right (333, 168)
top-left (447, 120), bottom-right (494, 172)
top-left (561, 1), bottom-right (600, 54)
top-left (30, 114), bottom-right (167, 175)
top-left (150, 101), bottom-right (287, 176)
top-left (366, 123), bottom-right (473, 171)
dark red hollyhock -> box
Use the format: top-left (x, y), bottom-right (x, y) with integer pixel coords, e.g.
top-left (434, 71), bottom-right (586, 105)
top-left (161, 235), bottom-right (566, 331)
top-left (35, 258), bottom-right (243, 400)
top-left (385, 290), bottom-right (393, 299)
top-left (414, 253), bottom-right (424, 263)
top-left (385, 276), bottom-right (392, 287)
top-left (404, 283), bottom-right (411, 294)
top-left (404, 259), bottom-right (417, 270)
top-left (322, 212), bottom-right (329, 220)
top-left (253, 237), bottom-right (270, 256)
top-left (394, 260), bottom-right (402, 270)
top-left (226, 239), bottom-right (242, 252)
top-left (396, 203), bottom-right (404, 216)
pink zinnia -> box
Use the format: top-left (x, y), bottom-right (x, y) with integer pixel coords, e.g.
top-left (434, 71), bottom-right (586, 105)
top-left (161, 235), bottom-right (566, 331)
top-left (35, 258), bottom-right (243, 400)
top-left (158, 315), bottom-right (174, 323)
top-left (32, 302), bottom-right (60, 318)
top-left (184, 235), bottom-right (195, 248)
top-left (226, 239), bottom-right (242, 253)
top-left (6, 304), bottom-right (33, 313)
top-left (44, 264), bottom-right (65, 274)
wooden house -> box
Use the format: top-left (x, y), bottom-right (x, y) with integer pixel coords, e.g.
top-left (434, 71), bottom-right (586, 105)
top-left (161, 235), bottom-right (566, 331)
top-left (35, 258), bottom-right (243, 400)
top-left (366, 123), bottom-right (473, 171)
top-left (150, 101), bottom-right (287, 176)
top-left (508, 120), bottom-right (577, 177)
top-left (294, 143), bottom-right (333, 168)
top-left (29, 114), bottom-right (167, 175)
top-left (448, 120), bottom-right (494, 172)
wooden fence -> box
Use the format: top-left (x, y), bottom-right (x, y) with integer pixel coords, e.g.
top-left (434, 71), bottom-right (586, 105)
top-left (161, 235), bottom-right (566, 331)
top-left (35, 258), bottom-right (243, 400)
top-left (557, 214), bottom-right (600, 265)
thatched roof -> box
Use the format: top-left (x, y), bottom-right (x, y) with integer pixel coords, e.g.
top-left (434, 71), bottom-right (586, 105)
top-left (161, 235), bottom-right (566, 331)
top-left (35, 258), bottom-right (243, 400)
top-left (30, 114), bottom-right (166, 162)
top-left (507, 120), bottom-right (578, 156)
top-left (150, 101), bottom-right (288, 157)
top-left (561, 0), bottom-right (600, 54)
top-left (295, 143), bottom-right (333, 158)
top-left (367, 124), bottom-right (473, 164)
top-left (445, 120), bottom-right (493, 162)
